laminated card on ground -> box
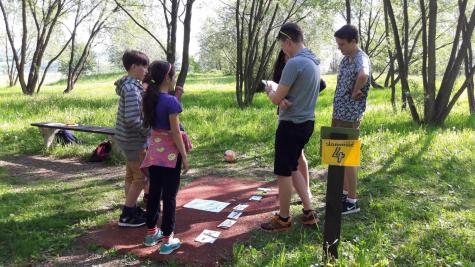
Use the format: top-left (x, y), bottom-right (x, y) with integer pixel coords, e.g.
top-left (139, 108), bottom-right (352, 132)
top-left (227, 211), bottom-right (243, 220)
top-left (217, 219), bottom-right (237, 229)
top-left (195, 229), bottom-right (221, 244)
top-left (233, 204), bottom-right (249, 211)
top-left (249, 195), bottom-right (263, 201)
top-left (183, 199), bottom-right (230, 213)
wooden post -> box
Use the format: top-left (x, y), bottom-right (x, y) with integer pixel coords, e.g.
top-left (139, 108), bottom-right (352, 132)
top-left (323, 132), bottom-right (346, 259)
top-left (320, 126), bottom-right (360, 260)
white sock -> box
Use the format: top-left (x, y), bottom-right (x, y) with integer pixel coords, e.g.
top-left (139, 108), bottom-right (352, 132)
top-left (343, 190), bottom-right (348, 195)
top-left (347, 197), bottom-right (357, 204)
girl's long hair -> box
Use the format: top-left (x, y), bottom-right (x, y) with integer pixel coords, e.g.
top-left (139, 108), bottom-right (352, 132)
top-left (142, 60), bottom-right (176, 129)
top-left (272, 50), bottom-right (287, 83)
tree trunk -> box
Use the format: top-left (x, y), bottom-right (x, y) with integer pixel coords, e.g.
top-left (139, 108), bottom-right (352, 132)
top-left (466, 40), bottom-right (475, 114)
top-left (0, 0), bottom-right (66, 95)
top-left (160, 0), bottom-right (179, 63)
top-left (346, 0), bottom-right (351, 24)
top-left (235, 0), bottom-right (245, 108)
top-left (64, 7), bottom-right (108, 94)
top-left (176, 0), bottom-right (194, 87)
top-left (420, 0), bottom-right (437, 123)
top-left (234, 0), bottom-right (303, 108)
top-left (431, 1), bottom-right (475, 124)
top-left (5, 36), bottom-right (17, 87)
top-left (464, 8), bottom-right (475, 114)
top-left (370, 74), bottom-right (383, 89)
top-left (384, 0), bottom-right (420, 123)
top-left (390, 56), bottom-right (396, 111)
top-left (424, 0), bottom-right (437, 122)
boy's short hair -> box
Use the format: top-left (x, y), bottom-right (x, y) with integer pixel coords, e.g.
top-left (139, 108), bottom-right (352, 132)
top-left (122, 49), bottom-right (149, 71)
top-left (334, 24), bottom-right (359, 43)
top-left (276, 22), bottom-right (304, 43)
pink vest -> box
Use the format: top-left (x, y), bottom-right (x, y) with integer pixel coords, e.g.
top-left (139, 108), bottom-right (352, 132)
top-left (140, 129), bottom-right (192, 178)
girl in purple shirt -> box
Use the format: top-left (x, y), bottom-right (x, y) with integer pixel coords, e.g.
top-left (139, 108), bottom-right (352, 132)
top-left (140, 60), bottom-right (189, 254)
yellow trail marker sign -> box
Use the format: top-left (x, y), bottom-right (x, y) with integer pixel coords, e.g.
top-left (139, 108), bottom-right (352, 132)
top-left (321, 139), bottom-right (361, 166)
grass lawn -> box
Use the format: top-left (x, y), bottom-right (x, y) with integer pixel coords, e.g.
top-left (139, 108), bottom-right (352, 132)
top-left (0, 72), bottom-right (474, 266)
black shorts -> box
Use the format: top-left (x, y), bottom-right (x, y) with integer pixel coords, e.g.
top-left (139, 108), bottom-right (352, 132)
top-left (274, 120), bottom-right (315, 176)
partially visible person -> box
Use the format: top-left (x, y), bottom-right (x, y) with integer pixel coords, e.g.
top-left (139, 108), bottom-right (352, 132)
top-left (115, 49), bottom-right (150, 227)
top-left (332, 24), bottom-right (371, 215)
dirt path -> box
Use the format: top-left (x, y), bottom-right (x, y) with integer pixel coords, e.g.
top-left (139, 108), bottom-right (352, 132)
top-left (0, 155), bottom-right (123, 183)
top-left (0, 155), bottom-right (327, 266)
top-left (0, 155), bottom-right (153, 266)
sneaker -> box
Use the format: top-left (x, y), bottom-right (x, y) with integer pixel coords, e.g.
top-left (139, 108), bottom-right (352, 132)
top-left (118, 213), bottom-right (146, 227)
top-left (159, 237), bottom-right (181, 254)
top-left (300, 209), bottom-right (319, 225)
top-left (136, 206), bottom-right (146, 218)
top-left (143, 230), bottom-right (163, 247)
top-left (260, 215), bottom-right (291, 231)
top-left (341, 200), bottom-right (360, 215)
top-left (341, 193), bottom-right (348, 203)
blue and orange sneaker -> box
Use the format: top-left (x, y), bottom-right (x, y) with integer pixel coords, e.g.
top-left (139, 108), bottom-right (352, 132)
top-left (159, 236), bottom-right (181, 254)
top-left (143, 230), bottom-right (163, 247)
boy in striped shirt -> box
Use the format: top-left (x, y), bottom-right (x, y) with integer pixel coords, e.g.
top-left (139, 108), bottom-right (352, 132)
top-left (115, 49), bottom-right (149, 227)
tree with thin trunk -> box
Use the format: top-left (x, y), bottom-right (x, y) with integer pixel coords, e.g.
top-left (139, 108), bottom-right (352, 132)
top-left (4, 35), bottom-right (19, 87)
top-left (354, 0), bottom-right (387, 88)
top-left (346, 0), bottom-right (351, 24)
top-left (63, 1), bottom-right (111, 93)
top-left (0, 0), bottom-right (73, 95)
top-left (235, 0), bottom-right (309, 108)
top-left (464, 17), bottom-right (475, 114)
top-left (198, 10), bottom-right (237, 74)
top-left (176, 0), bottom-right (195, 87)
top-left (113, 0), bottom-right (195, 88)
top-left (385, 0), bottom-right (475, 125)
top-left (383, 0), bottom-right (396, 110)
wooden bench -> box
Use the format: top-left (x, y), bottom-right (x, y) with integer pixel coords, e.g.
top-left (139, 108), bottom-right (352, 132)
top-left (31, 122), bottom-right (119, 153)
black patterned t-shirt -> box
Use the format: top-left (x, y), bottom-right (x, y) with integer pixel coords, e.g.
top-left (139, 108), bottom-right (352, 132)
top-left (332, 49), bottom-right (371, 122)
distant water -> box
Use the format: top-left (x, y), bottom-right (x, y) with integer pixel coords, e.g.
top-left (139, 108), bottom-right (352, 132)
top-left (0, 72), bottom-right (63, 87)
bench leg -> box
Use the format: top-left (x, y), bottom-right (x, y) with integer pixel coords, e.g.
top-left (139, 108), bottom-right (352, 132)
top-left (38, 127), bottom-right (60, 148)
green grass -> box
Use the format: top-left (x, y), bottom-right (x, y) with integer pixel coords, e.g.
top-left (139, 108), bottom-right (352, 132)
top-left (0, 73), bottom-right (474, 266)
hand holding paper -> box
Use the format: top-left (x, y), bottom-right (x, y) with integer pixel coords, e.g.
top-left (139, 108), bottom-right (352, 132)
top-left (262, 80), bottom-right (278, 94)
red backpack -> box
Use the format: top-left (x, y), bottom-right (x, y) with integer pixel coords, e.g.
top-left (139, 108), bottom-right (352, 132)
top-left (89, 141), bottom-right (112, 162)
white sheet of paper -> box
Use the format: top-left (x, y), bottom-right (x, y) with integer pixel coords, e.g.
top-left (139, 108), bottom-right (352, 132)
top-left (195, 229), bottom-right (221, 244)
top-left (183, 199), bottom-right (230, 213)
top-left (217, 219), bottom-right (237, 229)
top-left (233, 204), bottom-right (249, 211)
top-left (227, 211), bottom-right (243, 220)
top-left (249, 195), bottom-right (263, 201)
top-left (262, 80), bottom-right (278, 92)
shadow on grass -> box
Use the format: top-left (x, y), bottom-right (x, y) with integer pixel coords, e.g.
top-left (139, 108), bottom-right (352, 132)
top-left (0, 164), bottom-right (124, 265)
top-left (0, 206), bottom-right (116, 265)
top-left (297, 128), bottom-right (475, 265)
